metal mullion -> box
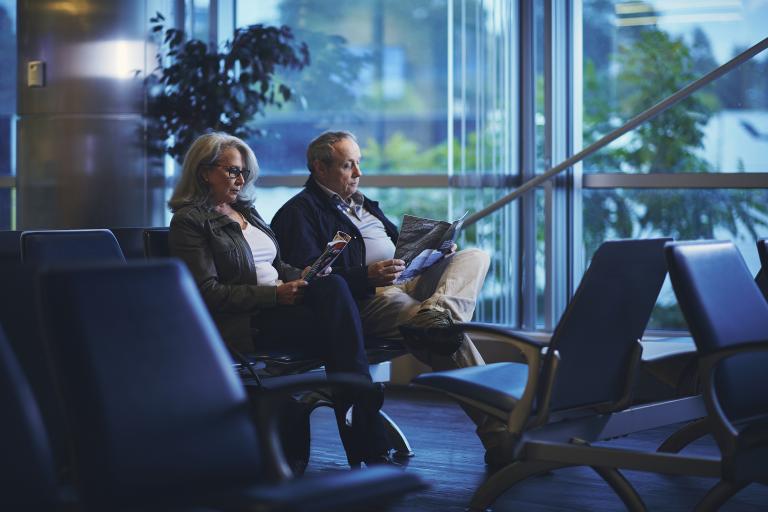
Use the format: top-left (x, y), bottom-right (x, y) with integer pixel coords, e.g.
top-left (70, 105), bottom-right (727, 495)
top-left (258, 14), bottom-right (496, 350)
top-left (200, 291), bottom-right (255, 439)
top-left (519, 0), bottom-right (537, 330)
top-left (583, 173), bottom-right (768, 189)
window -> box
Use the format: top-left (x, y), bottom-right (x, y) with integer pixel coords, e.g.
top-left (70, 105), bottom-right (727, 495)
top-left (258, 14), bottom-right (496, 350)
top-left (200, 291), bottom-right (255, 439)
top-left (0, 0), bottom-right (15, 229)
top-left (581, 0), bottom-right (768, 329)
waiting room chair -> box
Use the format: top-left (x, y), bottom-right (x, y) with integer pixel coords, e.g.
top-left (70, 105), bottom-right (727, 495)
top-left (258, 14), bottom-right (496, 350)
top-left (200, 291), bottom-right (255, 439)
top-left (0, 264), bottom-right (71, 478)
top-left (0, 323), bottom-right (60, 511)
top-left (142, 226), bottom-right (170, 257)
top-left (37, 260), bottom-right (424, 511)
top-left (109, 227), bottom-right (153, 260)
top-left (753, 238), bottom-right (768, 302)
top-left (144, 225), bottom-right (415, 460)
top-left (20, 229), bottom-right (125, 265)
top-left (410, 238), bottom-right (707, 511)
top-left (0, 229), bottom-right (22, 264)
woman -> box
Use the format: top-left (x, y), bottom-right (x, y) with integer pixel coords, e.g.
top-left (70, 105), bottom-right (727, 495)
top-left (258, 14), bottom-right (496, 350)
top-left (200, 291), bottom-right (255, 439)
top-left (168, 132), bottom-right (391, 467)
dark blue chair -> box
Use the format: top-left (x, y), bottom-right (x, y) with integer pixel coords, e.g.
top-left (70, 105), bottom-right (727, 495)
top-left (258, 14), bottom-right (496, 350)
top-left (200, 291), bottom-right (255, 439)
top-left (146, 226), bottom-right (415, 458)
top-left (109, 227), bottom-right (154, 260)
top-left (37, 260), bottom-right (424, 511)
top-left (142, 227), bottom-right (170, 258)
top-left (664, 240), bottom-right (768, 510)
top-left (0, 230), bottom-right (22, 264)
top-left (0, 264), bottom-right (71, 477)
top-left (0, 324), bottom-right (60, 510)
top-left (20, 229), bottom-right (125, 265)
top-left (409, 238), bottom-right (707, 511)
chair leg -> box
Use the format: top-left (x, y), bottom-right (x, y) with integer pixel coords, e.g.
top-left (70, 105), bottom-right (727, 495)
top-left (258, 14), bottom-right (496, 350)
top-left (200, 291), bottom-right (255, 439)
top-left (379, 409), bottom-right (415, 457)
top-left (467, 460), bottom-right (570, 512)
top-left (657, 418), bottom-right (710, 453)
top-left (591, 466), bottom-right (646, 512)
top-left (694, 480), bottom-right (748, 512)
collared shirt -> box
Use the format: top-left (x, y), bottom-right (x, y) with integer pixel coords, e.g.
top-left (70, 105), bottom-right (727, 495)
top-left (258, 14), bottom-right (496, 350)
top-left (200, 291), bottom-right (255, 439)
top-left (315, 180), bottom-right (396, 265)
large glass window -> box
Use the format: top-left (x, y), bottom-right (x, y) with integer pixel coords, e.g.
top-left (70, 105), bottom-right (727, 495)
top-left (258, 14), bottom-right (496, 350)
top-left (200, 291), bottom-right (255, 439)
top-left (581, 0), bottom-right (768, 329)
top-left (0, 0), bottom-right (15, 229)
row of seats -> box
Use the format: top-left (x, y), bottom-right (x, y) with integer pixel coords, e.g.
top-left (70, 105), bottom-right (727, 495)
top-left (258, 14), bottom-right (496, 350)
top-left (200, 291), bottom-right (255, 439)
top-left (413, 238), bottom-right (768, 511)
top-left (0, 234), bottom-right (425, 510)
top-left (0, 227), bottom-right (171, 264)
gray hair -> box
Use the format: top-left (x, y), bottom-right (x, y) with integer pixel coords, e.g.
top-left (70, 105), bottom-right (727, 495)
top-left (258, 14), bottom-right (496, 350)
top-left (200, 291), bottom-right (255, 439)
top-left (168, 132), bottom-right (259, 212)
top-left (306, 131), bottom-right (358, 173)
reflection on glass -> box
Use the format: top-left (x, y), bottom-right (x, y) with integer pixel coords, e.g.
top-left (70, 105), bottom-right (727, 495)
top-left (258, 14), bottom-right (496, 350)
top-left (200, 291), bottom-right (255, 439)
top-left (583, 188), bottom-right (768, 328)
top-left (0, 0), bottom-right (15, 179)
top-left (452, 186), bottom-right (518, 326)
top-left (235, 0), bottom-right (451, 175)
top-left (583, 0), bottom-right (768, 174)
top-left (0, 188), bottom-right (13, 229)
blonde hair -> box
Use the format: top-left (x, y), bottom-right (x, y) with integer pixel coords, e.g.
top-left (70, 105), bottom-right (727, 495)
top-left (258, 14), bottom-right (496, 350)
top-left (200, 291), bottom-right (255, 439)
top-left (168, 132), bottom-right (259, 212)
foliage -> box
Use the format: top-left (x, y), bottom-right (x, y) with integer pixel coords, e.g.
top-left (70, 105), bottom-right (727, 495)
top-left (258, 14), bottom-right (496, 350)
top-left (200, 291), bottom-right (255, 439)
top-left (145, 12), bottom-right (310, 163)
top-left (582, 28), bottom-right (768, 260)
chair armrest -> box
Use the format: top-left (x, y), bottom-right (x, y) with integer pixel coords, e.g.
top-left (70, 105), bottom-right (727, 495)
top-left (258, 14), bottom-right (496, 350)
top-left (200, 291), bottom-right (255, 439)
top-left (238, 466), bottom-right (426, 512)
top-left (450, 322), bottom-right (546, 364)
top-left (698, 340), bottom-right (768, 438)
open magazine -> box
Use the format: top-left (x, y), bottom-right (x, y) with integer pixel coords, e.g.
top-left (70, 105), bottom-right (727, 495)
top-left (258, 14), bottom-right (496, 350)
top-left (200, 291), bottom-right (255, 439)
top-left (393, 211), bottom-right (469, 284)
top-left (303, 231), bottom-right (352, 282)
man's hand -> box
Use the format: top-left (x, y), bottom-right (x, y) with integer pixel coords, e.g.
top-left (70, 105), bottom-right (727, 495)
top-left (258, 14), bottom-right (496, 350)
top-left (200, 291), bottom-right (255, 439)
top-left (443, 243), bottom-right (458, 256)
top-left (276, 279), bottom-right (308, 305)
top-left (368, 259), bottom-right (406, 287)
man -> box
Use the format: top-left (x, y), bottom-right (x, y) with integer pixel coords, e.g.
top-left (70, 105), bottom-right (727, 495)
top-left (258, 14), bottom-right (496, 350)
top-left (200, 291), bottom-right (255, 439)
top-left (272, 130), bottom-right (507, 461)
top-left (271, 130), bottom-right (491, 372)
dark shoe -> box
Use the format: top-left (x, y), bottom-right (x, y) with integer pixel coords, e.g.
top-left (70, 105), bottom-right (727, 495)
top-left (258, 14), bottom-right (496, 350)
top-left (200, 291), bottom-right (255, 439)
top-left (399, 309), bottom-right (464, 356)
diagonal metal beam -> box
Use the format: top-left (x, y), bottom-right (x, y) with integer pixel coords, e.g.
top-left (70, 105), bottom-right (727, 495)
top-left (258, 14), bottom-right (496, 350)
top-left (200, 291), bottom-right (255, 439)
top-left (464, 35), bottom-right (768, 227)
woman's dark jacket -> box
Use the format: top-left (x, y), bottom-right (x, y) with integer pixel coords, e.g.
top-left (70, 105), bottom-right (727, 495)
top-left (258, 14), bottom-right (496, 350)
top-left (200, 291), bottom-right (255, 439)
top-left (169, 203), bottom-right (303, 352)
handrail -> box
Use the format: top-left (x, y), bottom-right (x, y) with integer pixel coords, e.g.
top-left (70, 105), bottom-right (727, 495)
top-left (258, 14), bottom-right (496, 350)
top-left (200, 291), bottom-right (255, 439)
top-left (464, 35), bottom-right (768, 227)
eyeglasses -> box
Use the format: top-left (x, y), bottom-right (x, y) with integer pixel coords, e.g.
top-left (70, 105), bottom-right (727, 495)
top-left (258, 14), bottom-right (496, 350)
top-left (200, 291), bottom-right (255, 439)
top-left (205, 164), bottom-right (251, 181)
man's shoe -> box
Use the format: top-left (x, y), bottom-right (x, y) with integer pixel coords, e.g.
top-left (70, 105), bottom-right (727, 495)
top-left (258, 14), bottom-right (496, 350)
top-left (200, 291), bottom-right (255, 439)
top-left (399, 309), bottom-right (465, 357)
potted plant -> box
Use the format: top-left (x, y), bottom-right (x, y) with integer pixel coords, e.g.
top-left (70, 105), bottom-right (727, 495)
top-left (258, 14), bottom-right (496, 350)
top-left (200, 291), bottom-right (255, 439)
top-left (145, 12), bottom-right (310, 163)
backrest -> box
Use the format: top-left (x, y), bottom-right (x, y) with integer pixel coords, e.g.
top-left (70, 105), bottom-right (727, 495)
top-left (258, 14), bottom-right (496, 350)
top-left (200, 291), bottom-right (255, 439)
top-left (0, 325), bottom-right (58, 509)
top-left (0, 264), bottom-right (71, 471)
top-left (754, 239), bottom-right (768, 302)
top-left (547, 238), bottom-right (670, 411)
top-left (666, 241), bottom-right (768, 423)
top-left (21, 229), bottom-right (125, 265)
top-left (143, 227), bottom-right (170, 258)
top-left (0, 230), bottom-right (22, 264)
top-left (38, 261), bottom-right (262, 505)
top-left (109, 227), bottom-right (150, 260)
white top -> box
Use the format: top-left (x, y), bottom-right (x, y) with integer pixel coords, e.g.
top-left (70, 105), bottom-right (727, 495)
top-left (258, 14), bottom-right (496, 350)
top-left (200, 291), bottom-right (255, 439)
top-left (241, 222), bottom-right (279, 285)
top-left (315, 181), bottom-right (396, 265)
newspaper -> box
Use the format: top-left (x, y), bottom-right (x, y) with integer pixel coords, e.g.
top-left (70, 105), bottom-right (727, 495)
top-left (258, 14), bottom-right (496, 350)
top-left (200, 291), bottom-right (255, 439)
top-left (303, 231), bottom-right (352, 282)
top-left (393, 211), bottom-right (469, 284)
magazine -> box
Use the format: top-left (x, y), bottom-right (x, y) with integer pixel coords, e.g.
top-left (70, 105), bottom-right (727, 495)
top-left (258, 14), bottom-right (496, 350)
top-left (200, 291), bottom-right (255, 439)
top-left (303, 231), bottom-right (352, 282)
top-left (393, 211), bottom-right (469, 284)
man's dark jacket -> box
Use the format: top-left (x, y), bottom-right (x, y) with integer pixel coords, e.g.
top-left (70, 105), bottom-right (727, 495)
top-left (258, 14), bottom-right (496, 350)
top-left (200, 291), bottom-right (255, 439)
top-left (271, 177), bottom-right (399, 298)
top-left (169, 203), bottom-right (302, 352)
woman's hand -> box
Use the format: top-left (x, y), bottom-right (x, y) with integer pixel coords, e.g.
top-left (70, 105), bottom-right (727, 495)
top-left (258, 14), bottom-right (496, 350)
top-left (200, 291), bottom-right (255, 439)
top-left (276, 279), bottom-right (308, 305)
top-left (367, 259), bottom-right (406, 287)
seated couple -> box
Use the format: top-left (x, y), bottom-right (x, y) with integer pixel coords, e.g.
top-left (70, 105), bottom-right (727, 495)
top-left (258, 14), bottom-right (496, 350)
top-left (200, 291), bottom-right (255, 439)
top-left (168, 131), bottom-right (496, 468)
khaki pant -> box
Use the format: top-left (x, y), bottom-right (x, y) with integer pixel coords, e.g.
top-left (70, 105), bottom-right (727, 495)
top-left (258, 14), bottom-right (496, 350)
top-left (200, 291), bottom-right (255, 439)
top-left (358, 248), bottom-right (505, 449)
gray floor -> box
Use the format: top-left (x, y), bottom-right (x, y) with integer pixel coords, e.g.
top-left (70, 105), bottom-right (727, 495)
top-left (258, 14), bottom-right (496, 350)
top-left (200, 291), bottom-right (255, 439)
top-left (305, 387), bottom-right (767, 511)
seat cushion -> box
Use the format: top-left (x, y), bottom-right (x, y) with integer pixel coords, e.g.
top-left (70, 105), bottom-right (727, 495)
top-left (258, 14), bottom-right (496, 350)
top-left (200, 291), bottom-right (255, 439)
top-left (413, 362), bottom-right (530, 413)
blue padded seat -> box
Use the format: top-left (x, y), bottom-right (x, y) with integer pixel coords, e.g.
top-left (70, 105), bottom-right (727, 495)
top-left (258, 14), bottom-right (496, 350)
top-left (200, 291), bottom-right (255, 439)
top-left (38, 260), bottom-right (423, 510)
top-left (415, 361), bottom-right (529, 413)
top-left (21, 229), bottom-right (125, 265)
top-left (0, 325), bottom-right (59, 510)
top-left (665, 240), bottom-right (768, 506)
